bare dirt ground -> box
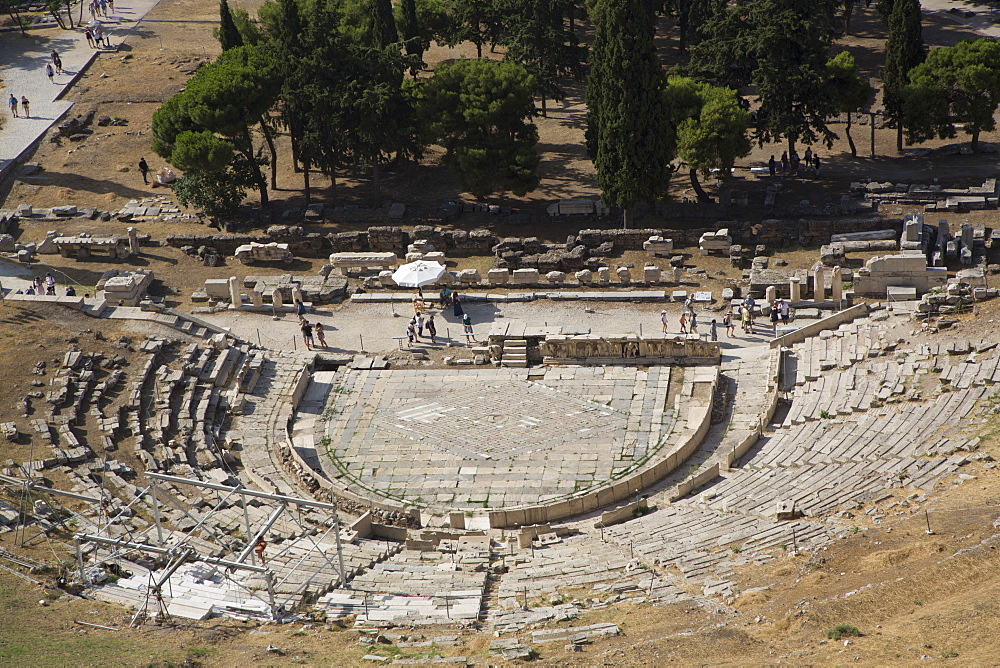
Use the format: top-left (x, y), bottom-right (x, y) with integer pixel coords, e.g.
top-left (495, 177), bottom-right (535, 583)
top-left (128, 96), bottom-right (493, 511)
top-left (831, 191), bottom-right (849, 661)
top-left (3, 1), bottom-right (1000, 665)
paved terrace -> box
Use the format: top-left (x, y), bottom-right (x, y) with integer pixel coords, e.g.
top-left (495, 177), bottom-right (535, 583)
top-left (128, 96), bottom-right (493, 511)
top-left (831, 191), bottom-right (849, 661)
top-left (0, 0), bottom-right (162, 179)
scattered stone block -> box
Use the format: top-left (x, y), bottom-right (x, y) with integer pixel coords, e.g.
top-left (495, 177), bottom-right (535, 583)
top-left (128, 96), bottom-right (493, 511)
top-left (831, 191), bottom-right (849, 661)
top-left (487, 268), bottom-right (510, 285)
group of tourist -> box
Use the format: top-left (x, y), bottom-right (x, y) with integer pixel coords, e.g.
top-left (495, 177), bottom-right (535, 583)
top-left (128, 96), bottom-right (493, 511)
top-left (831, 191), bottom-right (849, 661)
top-left (7, 94), bottom-right (30, 119)
top-left (84, 23), bottom-right (113, 49)
top-left (87, 0), bottom-right (113, 19)
top-left (768, 148), bottom-right (821, 178)
top-left (660, 294), bottom-right (791, 341)
top-left (294, 299), bottom-right (328, 350)
top-left (405, 287), bottom-right (476, 346)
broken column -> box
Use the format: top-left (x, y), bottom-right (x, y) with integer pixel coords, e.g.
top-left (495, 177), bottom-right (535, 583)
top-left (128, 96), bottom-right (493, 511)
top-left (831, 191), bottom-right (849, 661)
top-left (251, 289), bottom-right (263, 308)
top-left (127, 226), bottom-right (139, 256)
top-left (765, 285), bottom-right (777, 303)
top-left (813, 267), bottom-right (825, 301)
top-left (228, 276), bottom-right (241, 307)
top-left (831, 266), bottom-right (843, 303)
top-left (789, 277), bottom-right (802, 303)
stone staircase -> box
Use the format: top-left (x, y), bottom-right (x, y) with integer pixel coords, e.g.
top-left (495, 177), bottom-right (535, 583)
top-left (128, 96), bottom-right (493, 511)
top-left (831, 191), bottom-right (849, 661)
top-left (501, 338), bottom-right (528, 368)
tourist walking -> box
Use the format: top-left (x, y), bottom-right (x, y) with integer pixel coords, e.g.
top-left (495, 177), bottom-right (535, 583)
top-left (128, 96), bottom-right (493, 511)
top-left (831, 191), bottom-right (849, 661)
top-left (741, 306), bottom-right (752, 333)
top-left (45, 62), bottom-right (54, 84)
top-left (300, 320), bottom-right (314, 350)
top-left (406, 322), bottom-right (416, 347)
top-left (426, 314), bottom-right (436, 342)
top-left (20, 97), bottom-right (29, 118)
top-left (84, 27), bottom-right (95, 48)
top-left (689, 311), bottom-right (698, 334)
top-left (138, 157), bottom-right (149, 184)
top-left (679, 312), bottom-right (687, 334)
top-left (684, 295), bottom-right (694, 314)
top-left (314, 322), bottom-right (326, 348)
top-left (770, 303), bottom-right (779, 336)
top-left (813, 154), bottom-right (821, 175)
top-left (768, 155), bottom-right (776, 178)
top-left (709, 319), bottom-right (717, 342)
top-left (780, 151), bottom-right (788, 174)
top-left (294, 298), bottom-right (306, 317)
top-left (660, 310), bottom-right (669, 334)
top-left (779, 298), bottom-right (790, 325)
top-left (723, 311), bottom-right (734, 337)
top-left (45, 273), bottom-right (56, 294)
top-left (415, 313), bottom-right (425, 338)
top-left (53, 53), bottom-right (63, 74)
top-left (8, 94), bottom-right (18, 118)
top-left (462, 313), bottom-right (475, 342)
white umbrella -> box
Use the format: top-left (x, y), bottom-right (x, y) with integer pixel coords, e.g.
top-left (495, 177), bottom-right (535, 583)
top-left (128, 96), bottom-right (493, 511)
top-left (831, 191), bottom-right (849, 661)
top-left (391, 260), bottom-right (446, 287)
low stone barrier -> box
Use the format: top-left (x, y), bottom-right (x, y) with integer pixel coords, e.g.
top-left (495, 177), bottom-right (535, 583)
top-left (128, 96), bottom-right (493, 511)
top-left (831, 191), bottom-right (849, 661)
top-left (770, 304), bottom-right (870, 349)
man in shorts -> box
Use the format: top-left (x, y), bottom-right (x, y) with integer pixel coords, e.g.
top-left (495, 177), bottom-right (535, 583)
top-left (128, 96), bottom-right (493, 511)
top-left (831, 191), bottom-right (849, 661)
top-left (300, 319), bottom-right (314, 350)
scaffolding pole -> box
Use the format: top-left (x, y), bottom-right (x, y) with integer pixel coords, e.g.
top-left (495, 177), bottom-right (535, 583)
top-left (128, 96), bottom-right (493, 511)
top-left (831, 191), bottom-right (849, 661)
top-left (144, 472), bottom-right (338, 511)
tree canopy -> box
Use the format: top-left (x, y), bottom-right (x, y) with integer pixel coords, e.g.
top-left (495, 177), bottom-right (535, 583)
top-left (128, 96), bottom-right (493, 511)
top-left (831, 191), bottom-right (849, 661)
top-left (663, 77), bottom-right (751, 202)
top-left (690, 0), bottom-right (842, 152)
top-left (415, 58), bottom-right (540, 198)
top-left (903, 38), bottom-right (1000, 152)
top-left (824, 50), bottom-right (874, 157)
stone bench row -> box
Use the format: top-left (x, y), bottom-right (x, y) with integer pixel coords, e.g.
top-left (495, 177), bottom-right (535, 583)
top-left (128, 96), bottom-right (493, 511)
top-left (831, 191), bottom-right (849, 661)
top-left (364, 266), bottom-right (688, 290)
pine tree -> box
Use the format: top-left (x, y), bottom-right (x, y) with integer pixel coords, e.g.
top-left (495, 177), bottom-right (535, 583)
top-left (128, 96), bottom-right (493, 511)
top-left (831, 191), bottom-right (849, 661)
top-left (218, 0), bottom-right (244, 51)
top-left (371, 0), bottom-right (398, 48)
top-left (501, 0), bottom-right (585, 116)
top-left (882, 0), bottom-right (924, 153)
top-left (585, 0), bottom-right (675, 228)
top-left (690, 0), bottom-right (841, 154)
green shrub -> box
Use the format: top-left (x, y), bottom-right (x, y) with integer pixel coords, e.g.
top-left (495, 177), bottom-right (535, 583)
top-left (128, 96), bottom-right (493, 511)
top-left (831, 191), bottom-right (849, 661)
top-left (827, 624), bottom-right (861, 640)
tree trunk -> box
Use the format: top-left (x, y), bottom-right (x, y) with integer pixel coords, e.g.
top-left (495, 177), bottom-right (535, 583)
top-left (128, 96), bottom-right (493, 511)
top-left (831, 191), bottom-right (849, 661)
top-left (373, 160), bottom-right (382, 209)
top-left (843, 0), bottom-right (855, 34)
top-left (8, 9), bottom-right (27, 35)
top-left (971, 129), bottom-right (980, 153)
top-left (48, 8), bottom-right (67, 29)
top-left (622, 207), bottom-right (633, 229)
top-left (846, 112), bottom-right (857, 158)
top-left (689, 168), bottom-right (711, 203)
top-left (870, 112), bottom-right (877, 158)
top-left (290, 132), bottom-right (301, 174)
top-left (787, 136), bottom-right (795, 156)
top-left (240, 130), bottom-right (268, 206)
top-left (259, 117), bottom-right (278, 190)
top-left (475, 41), bottom-right (483, 58)
top-left (540, 95), bottom-right (547, 118)
top-left (896, 114), bottom-right (904, 154)
top-left (304, 163), bottom-right (311, 206)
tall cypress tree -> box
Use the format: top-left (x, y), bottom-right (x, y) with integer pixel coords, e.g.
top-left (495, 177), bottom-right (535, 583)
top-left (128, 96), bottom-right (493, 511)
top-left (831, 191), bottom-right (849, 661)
top-left (371, 0), bottom-right (398, 48)
top-left (218, 0), bottom-right (244, 51)
top-left (882, 0), bottom-right (924, 153)
top-left (398, 0), bottom-right (425, 76)
top-left (585, 0), bottom-right (675, 228)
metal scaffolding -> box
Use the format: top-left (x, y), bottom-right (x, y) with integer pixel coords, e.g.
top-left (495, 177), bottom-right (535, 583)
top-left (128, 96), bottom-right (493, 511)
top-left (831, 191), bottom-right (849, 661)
top-left (62, 472), bottom-right (348, 622)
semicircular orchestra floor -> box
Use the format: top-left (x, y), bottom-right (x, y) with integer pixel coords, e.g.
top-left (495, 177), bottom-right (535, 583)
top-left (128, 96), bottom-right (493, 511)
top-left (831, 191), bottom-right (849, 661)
top-left (316, 366), bottom-right (681, 512)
